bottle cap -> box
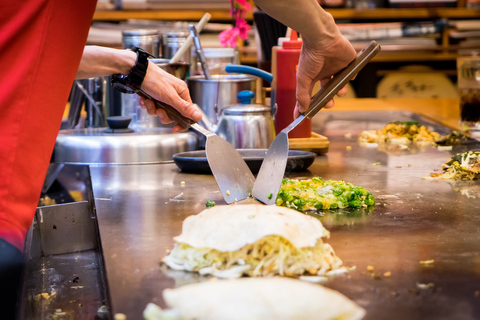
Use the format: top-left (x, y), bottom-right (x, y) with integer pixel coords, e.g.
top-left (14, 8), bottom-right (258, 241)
top-left (282, 30), bottom-right (302, 50)
top-left (277, 37), bottom-right (289, 47)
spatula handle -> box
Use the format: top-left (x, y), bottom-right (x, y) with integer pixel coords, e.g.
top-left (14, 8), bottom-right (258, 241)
top-left (303, 40), bottom-right (381, 119)
top-left (135, 90), bottom-right (195, 128)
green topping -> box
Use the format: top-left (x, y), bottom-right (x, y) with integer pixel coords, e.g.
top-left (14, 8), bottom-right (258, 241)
top-left (435, 130), bottom-right (469, 146)
top-left (392, 120), bottom-right (420, 127)
top-left (275, 177), bottom-right (375, 212)
top-left (205, 200), bottom-right (216, 208)
top-left (446, 151), bottom-right (479, 166)
top-left (267, 192), bottom-right (273, 200)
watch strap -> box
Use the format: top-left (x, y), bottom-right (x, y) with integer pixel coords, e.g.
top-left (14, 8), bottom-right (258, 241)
top-left (127, 47), bottom-right (154, 89)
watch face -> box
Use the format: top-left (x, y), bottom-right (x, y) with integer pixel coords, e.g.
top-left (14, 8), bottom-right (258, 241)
top-left (111, 74), bottom-right (136, 94)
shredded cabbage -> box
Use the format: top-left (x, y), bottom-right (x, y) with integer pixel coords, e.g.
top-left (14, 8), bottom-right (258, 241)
top-left (143, 302), bottom-right (180, 320)
top-left (162, 235), bottom-right (343, 278)
top-left (359, 121), bottom-right (440, 144)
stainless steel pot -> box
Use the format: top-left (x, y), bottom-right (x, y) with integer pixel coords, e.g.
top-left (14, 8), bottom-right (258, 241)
top-left (162, 31), bottom-right (190, 62)
top-left (122, 29), bottom-right (160, 57)
top-left (187, 74), bottom-right (256, 124)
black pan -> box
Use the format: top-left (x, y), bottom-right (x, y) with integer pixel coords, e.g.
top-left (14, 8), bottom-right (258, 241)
top-left (173, 149), bottom-right (316, 174)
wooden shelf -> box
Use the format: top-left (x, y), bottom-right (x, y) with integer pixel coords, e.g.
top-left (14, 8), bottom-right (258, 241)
top-left (327, 8), bottom-right (480, 20)
top-left (93, 10), bottom-right (250, 21)
top-left (92, 8), bottom-right (480, 22)
top-left (92, 8), bottom-right (480, 67)
top-left (372, 50), bottom-right (460, 62)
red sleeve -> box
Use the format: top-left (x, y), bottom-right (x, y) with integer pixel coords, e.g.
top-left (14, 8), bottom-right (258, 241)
top-left (0, 0), bottom-right (97, 251)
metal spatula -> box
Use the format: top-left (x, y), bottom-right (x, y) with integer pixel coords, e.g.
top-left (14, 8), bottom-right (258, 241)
top-left (252, 41), bottom-right (381, 204)
top-left (136, 90), bottom-right (255, 204)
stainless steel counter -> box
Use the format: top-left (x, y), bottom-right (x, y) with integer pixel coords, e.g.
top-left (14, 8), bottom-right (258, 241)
top-left (90, 111), bottom-right (480, 320)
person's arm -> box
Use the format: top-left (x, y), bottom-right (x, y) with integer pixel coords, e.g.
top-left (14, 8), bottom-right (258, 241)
top-left (253, 0), bottom-right (357, 115)
top-left (76, 46), bottom-right (201, 132)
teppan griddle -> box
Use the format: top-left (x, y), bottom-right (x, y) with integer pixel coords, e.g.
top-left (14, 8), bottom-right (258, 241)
top-left (26, 111), bottom-right (480, 319)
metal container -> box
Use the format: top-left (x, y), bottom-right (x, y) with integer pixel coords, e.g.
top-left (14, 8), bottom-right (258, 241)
top-left (122, 29), bottom-right (160, 57)
top-left (162, 31), bottom-right (190, 62)
top-left (120, 29), bottom-right (162, 129)
top-left (187, 74), bottom-right (256, 123)
top-left (53, 128), bottom-right (198, 164)
top-left (217, 103), bottom-right (276, 149)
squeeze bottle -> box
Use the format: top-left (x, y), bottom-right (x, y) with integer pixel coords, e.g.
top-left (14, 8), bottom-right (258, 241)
top-left (275, 30), bottom-right (311, 138)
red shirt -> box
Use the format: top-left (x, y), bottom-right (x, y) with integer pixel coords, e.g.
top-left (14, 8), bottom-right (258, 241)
top-left (0, 0), bottom-right (97, 251)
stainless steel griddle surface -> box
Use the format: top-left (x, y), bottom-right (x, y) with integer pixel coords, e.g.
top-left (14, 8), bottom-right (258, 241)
top-left (90, 111), bottom-right (480, 320)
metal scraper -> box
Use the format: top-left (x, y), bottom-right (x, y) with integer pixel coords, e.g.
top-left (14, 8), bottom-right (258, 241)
top-left (136, 90), bottom-right (255, 204)
top-left (252, 40), bottom-right (381, 205)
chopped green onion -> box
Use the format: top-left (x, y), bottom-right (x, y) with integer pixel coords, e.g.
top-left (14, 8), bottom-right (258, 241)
top-left (205, 200), bottom-right (215, 208)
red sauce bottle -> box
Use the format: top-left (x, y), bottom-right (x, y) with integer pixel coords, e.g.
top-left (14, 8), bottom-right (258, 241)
top-left (275, 30), bottom-right (311, 138)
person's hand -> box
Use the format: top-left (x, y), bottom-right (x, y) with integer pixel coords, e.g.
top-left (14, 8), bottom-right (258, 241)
top-left (294, 34), bottom-right (357, 117)
top-left (138, 62), bottom-right (202, 132)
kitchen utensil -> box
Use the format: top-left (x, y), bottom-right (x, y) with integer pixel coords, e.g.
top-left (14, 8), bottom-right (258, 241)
top-left (189, 63), bottom-right (273, 126)
top-left (172, 149), bottom-right (315, 174)
top-left (135, 90), bottom-right (255, 203)
top-left (169, 13), bottom-right (211, 63)
top-left (187, 74), bottom-right (257, 123)
top-left (252, 40), bottom-right (381, 204)
top-left (122, 29), bottom-right (160, 57)
top-left (74, 79), bottom-right (106, 128)
top-left (67, 81), bottom-right (86, 128)
top-left (196, 90), bottom-right (276, 149)
top-left (224, 64), bottom-right (275, 113)
top-left (224, 64), bottom-right (273, 83)
top-left (189, 25), bottom-right (211, 80)
top-left (162, 31), bottom-right (190, 62)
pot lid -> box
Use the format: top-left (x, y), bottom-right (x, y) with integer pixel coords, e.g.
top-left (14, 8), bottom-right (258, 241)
top-left (223, 105), bottom-right (270, 115)
top-left (186, 74), bottom-right (256, 83)
top-left (54, 126), bottom-right (198, 165)
top-left (122, 29), bottom-right (159, 37)
top-left (224, 90), bottom-right (270, 115)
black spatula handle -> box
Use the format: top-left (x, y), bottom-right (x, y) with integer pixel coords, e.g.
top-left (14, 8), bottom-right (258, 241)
top-left (303, 40), bottom-right (381, 119)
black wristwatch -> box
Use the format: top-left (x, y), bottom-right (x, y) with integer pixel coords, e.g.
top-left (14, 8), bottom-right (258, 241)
top-left (111, 46), bottom-right (154, 94)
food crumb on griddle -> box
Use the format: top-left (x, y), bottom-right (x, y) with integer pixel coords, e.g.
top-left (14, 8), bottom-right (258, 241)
top-left (416, 282), bottom-right (434, 290)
